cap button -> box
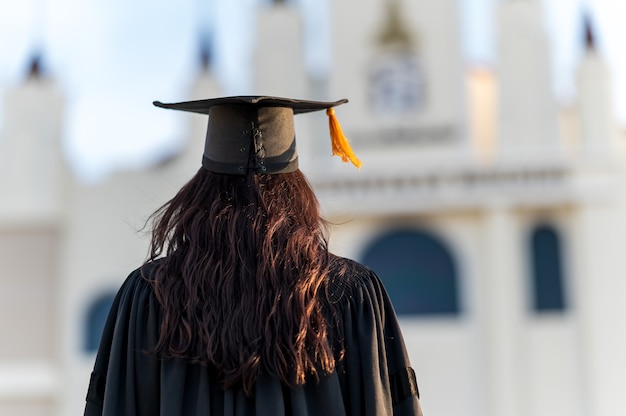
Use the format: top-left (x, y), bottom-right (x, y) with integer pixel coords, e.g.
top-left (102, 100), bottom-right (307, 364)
top-left (240, 146), bottom-right (246, 152)
top-left (242, 129), bottom-right (249, 135)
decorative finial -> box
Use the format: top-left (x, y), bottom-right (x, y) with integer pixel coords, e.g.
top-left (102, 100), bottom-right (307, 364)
top-left (376, 0), bottom-right (413, 49)
top-left (26, 54), bottom-right (43, 80)
top-left (199, 35), bottom-right (212, 71)
top-left (584, 14), bottom-right (596, 51)
top-left (200, 49), bottom-right (209, 70)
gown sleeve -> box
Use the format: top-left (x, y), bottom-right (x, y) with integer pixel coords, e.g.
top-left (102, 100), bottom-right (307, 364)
top-left (329, 262), bottom-right (424, 416)
top-left (84, 266), bottom-right (162, 416)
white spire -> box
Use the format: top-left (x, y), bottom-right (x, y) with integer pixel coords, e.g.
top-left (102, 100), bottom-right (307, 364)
top-left (496, 0), bottom-right (560, 158)
top-left (0, 55), bottom-right (67, 223)
top-left (576, 15), bottom-right (617, 158)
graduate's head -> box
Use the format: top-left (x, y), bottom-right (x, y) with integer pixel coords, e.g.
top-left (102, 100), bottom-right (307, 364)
top-left (148, 95), bottom-right (360, 271)
top-left (147, 94), bottom-right (362, 259)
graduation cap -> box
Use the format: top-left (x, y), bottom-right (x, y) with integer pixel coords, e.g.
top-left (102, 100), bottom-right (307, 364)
top-left (153, 96), bottom-right (361, 175)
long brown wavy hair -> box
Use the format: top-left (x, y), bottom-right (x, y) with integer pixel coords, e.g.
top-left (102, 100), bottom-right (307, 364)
top-left (144, 168), bottom-right (336, 395)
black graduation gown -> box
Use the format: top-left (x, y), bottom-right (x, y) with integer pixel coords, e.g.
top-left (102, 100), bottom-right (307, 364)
top-left (84, 257), bottom-right (423, 415)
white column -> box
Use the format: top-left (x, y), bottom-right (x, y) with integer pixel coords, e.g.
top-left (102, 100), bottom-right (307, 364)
top-left (480, 204), bottom-right (525, 416)
top-left (573, 203), bottom-right (626, 416)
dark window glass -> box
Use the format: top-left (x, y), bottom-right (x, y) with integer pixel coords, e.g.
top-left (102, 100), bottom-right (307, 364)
top-left (361, 229), bottom-right (460, 316)
top-left (84, 293), bottom-right (115, 352)
top-left (530, 225), bottom-right (567, 312)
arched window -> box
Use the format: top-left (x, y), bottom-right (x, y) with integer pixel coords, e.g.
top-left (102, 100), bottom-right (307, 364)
top-left (529, 224), bottom-right (567, 312)
top-left (361, 228), bottom-right (460, 316)
top-left (84, 293), bottom-right (115, 353)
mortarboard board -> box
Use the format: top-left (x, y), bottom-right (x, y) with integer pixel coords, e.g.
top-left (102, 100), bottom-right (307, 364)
top-left (153, 96), bottom-right (361, 175)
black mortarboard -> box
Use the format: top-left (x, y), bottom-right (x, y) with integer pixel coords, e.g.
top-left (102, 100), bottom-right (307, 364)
top-left (153, 96), bottom-right (361, 175)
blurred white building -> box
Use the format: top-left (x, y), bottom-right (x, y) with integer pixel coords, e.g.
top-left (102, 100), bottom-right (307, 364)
top-left (2, 0), bottom-right (626, 415)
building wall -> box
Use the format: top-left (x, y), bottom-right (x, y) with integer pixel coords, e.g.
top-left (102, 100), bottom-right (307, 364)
top-left (0, 228), bottom-right (58, 361)
top-left (0, 227), bottom-right (59, 416)
top-left (325, 202), bottom-right (586, 415)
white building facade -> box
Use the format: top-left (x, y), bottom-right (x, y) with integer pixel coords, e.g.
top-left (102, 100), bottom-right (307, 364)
top-left (1, 1), bottom-right (626, 415)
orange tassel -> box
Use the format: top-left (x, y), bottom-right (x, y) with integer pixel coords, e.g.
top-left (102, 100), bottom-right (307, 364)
top-left (326, 108), bottom-right (362, 169)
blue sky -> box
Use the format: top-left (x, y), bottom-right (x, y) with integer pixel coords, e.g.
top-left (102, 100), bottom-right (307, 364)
top-left (0, 0), bottom-right (621, 181)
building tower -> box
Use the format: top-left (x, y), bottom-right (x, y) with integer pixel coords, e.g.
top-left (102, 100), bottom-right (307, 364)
top-left (570, 15), bottom-right (626, 416)
top-left (327, 0), bottom-right (466, 174)
top-left (0, 55), bottom-right (67, 416)
top-left (497, 0), bottom-right (560, 158)
top-left (253, 0), bottom-right (307, 98)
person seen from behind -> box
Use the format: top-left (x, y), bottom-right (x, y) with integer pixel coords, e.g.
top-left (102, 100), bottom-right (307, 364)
top-left (84, 96), bottom-right (424, 415)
